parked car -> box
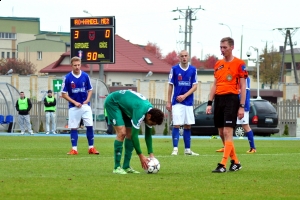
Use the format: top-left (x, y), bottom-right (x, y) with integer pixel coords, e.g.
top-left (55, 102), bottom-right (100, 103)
top-left (171, 99), bottom-right (279, 137)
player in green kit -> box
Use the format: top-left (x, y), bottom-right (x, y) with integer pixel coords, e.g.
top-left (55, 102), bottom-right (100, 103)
top-left (104, 90), bottom-right (164, 174)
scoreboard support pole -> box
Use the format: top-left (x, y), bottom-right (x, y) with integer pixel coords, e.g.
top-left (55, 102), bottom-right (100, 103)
top-left (99, 63), bottom-right (104, 81)
top-left (90, 64), bottom-right (93, 76)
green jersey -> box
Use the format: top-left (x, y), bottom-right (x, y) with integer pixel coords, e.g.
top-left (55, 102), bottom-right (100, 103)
top-left (108, 90), bottom-right (153, 129)
top-left (105, 90), bottom-right (154, 155)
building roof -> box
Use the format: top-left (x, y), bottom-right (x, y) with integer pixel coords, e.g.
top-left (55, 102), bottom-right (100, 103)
top-left (39, 31), bottom-right (71, 36)
top-left (40, 35), bottom-right (172, 74)
top-left (0, 16), bottom-right (40, 22)
top-left (285, 48), bottom-right (300, 54)
top-left (40, 52), bottom-right (90, 73)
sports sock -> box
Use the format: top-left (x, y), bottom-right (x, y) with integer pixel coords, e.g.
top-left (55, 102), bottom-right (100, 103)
top-left (172, 128), bottom-right (180, 148)
top-left (123, 138), bottom-right (133, 169)
top-left (247, 130), bottom-right (256, 149)
top-left (183, 129), bottom-right (191, 149)
top-left (70, 129), bottom-right (78, 147)
top-left (114, 140), bottom-right (123, 169)
top-left (220, 141), bottom-right (233, 166)
top-left (86, 126), bottom-right (94, 146)
top-left (230, 144), bottom-right (239, 164)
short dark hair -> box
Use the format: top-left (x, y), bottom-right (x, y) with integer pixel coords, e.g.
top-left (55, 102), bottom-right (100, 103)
top-left (221, 37), bottom-right (234, 46)
top-left (20, 91), bottom-right (24, 94)
top-left (148, 108), bottom-right (164, 125)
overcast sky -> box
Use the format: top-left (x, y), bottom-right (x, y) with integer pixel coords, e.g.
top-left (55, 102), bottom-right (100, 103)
top-left (1, 0), bottom-right (300, 60)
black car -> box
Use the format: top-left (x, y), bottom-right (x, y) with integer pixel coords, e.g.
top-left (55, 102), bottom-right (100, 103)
top-left (190, 98), bottom-right (279, 137)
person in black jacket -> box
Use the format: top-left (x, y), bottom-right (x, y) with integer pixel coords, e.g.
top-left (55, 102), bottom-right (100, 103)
top-left (16, 91), bottom-right (33, 135)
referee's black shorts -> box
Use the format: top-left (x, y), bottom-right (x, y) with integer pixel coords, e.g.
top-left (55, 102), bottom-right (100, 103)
top-left (213, 94), bottom-right (239, 128)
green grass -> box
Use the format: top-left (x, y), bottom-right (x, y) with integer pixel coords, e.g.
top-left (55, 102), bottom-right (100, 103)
top-left (0, 135), bottom-right (299, 200)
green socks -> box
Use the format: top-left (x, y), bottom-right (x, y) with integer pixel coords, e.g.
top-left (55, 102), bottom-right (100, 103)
top-left (114, 140), bottom-right (123, 169)
top-left (123, 138), bottom-right (134, 169)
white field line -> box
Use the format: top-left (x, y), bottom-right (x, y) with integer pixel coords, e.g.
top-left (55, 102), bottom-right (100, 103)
top-left (1, 152), bottom-right (300, 161)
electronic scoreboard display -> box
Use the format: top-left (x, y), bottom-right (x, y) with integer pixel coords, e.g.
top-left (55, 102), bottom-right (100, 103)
top-left (70, 16), bottom-right (115, 64)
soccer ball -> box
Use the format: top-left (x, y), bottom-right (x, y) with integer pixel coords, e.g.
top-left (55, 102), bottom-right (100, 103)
top-left (145, 158), bottom-right (160, 174)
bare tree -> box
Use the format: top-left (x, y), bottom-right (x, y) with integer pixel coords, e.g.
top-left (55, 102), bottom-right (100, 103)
top-left (252, 45), bottom-right (281, 89)
top-left (0, 58), bottom-right (37, 75)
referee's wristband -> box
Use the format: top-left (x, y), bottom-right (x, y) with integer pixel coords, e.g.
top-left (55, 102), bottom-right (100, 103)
top-left (207, 100), bottom-right (213, 106)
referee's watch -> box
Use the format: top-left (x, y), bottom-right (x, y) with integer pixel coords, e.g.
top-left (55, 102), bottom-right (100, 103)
top-left (239, 104), bottom-right (245, 108)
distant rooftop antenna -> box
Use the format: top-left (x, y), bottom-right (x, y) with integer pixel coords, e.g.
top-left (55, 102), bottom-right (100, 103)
top-left (12, 7), bottom-right (14, 17)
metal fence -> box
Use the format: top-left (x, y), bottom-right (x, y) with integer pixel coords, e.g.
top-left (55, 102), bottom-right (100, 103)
top-left (273, 99), bottom-right (300, 136)
top-left (1, 96), bottom-right (299, 136)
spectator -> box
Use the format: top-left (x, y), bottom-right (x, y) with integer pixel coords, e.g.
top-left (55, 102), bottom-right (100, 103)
top-left (44, 90), bottom-right (57, 134)
top-left (16, 91), bottom-right (33, 135)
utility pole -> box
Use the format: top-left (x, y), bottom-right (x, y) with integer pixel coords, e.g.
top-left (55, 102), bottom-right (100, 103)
top-left (274, 27), bottom-right (299, 84)
top-left (173, 6), bottom-right (204, 61)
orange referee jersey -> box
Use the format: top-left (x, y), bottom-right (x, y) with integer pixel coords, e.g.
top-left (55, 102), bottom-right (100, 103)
top-left (214, 57), bottom-right (248, 95)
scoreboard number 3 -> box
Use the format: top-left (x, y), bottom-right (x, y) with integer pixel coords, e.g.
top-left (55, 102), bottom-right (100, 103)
top-left (74, 30), bottom-right (79, 39)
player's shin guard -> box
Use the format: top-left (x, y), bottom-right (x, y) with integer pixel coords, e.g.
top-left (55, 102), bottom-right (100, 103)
top-left (123, 138), bottom-right (133, 169)
top-left (70, 129), bottom-right (78, 147)
top-left (183, 129), bottom-right (191, 148)
top-left (114, 140), bottom-right (123, 169)
top-left (172, 128), bottom-right (180, 148)
top-left (86, 126), bottom-right (94, 146)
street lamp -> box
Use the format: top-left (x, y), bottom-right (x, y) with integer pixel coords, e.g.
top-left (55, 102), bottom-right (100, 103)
top-left (197, 42), bottom-right (203, 60)
top-left (5, 69), bottom-right (13, 75)
top-left (247, 46), bottom-right (263, 100)
top-left (219, 23), bottom-right (232, 37)
top-left (83, 10), bottom-right (93, 16)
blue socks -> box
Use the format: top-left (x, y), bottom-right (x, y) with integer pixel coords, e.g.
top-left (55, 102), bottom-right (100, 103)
top-left (70, 129), bottom-right (78, 147)
top-left (172, 128), bottom-right (180, 148)
top-left (247, 130), bottom-right (255, 149)
top-left (86, 126), bottom-right (94, 146)
top-left (183, 129), bottom-right (191, 148)
top-left (172, 128), bottom-right (192, 149)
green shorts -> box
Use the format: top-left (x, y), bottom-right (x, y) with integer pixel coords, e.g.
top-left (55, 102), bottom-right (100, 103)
top-left (104, 95), bottom-right (132, 128)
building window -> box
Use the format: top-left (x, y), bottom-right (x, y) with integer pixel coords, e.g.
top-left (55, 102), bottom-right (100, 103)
top-left (1, 52), bottom-right (4, 58)
top-left (12, 52), bottom-right (16, 59)
top-left (7, 52), bottom-right (10, 58)
top-left (143, 57), bottom-right (153, 65)
top-left (112, 82), bottom-right (121, 86)
top-left (37, 51), bottom-right (42, 60)
top-left (0, 32), bottom-right (16, 39)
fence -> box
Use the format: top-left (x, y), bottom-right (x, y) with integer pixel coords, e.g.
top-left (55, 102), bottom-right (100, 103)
top-left (274, 99), bottom-right (300, 136)
top-left (1, 98), bottom-right (299, 136)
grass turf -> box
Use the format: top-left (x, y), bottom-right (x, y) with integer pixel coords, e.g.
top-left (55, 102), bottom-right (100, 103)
top-left (0, 135), bottom-right (299, 200)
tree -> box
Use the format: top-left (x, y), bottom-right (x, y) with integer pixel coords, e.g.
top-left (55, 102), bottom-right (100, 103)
top-left (251, 45), bottom-right (281, 89)
top-left (0, 58), bottom-right (37, 75)
top-left (191, 56), bottom-right (202, 68)
top-left (203, 54), bottom-right (218, 69)
top-left (163, 51), bottom-right (180, 66)
top-left (144, 42), bottom-right (163, 59)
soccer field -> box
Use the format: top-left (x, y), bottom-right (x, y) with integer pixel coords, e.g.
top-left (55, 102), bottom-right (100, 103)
top-left (0, 133), bottom-right (299, 200)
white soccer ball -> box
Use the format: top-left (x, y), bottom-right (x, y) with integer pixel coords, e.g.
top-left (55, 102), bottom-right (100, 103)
top-left (145, 158), bottom-right (160, 174)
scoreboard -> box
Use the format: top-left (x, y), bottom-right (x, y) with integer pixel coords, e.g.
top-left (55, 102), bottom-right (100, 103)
top-left (70, 16), bottom-right (115, 64)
